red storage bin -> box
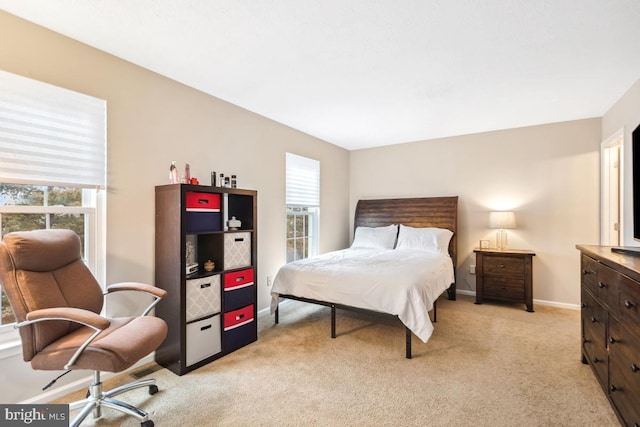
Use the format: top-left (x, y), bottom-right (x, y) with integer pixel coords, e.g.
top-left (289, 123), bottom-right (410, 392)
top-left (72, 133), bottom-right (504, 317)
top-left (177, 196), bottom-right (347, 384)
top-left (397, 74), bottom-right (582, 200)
top-left (224, 268), bottom-right (254, 290)
top-left (186, 192), bottom-right (220, 211)
top-left (224, 305), bottom-right (254, 331)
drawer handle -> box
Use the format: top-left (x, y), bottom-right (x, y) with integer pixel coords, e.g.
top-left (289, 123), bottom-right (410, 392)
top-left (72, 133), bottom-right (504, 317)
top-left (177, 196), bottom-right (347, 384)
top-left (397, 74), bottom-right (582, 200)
top-left (583, 337), bottom-right (590, 344)
top-left (590, 316), bottom-right (597, 323)
top-left (235, 238), bottom-right (244, 242)
top-left (581, 303), bottom-right (586, 309)
top-left (201, 324), bottom-right (212, 331)
top-left (610, 384), bottom-right (617, 392)
top-left (624, 300), bottom-right (635, 309)
top-left (200, 283), bottom-right (211, 289)
top-left (609, 336), bottom-right (617, 344)
top-left (631, 363), bottom-right (639, 373)
top-left (235, 314), bottom-right (245, 321)
top-left (235, 276), bottom-right (245, 282)
top-left (582, 269), bottom-right (596, 275)
top-left (597, 281), bottom-right (607, 289)
top-left (593, 357), bottom-right (601, 363)
top-left (499, 264), bottom-right (505, 268)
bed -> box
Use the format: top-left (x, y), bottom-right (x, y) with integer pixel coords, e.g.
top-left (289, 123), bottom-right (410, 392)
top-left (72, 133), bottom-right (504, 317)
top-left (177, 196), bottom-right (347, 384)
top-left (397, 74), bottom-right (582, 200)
top-left (271, 196), bottom-right (458, 358)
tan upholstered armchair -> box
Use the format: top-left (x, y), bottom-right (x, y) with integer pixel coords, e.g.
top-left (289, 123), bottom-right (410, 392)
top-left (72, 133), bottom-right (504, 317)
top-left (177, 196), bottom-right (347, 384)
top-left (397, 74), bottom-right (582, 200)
top-left (0, 229), bottom-right (168, 427)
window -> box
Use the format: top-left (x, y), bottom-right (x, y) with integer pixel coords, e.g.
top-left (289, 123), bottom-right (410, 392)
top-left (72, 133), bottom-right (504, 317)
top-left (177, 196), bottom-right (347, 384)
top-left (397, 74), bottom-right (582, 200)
top-left (0, 70), bottom-right (106, 339)
top-left (286, 153), bottom-right (319, 263)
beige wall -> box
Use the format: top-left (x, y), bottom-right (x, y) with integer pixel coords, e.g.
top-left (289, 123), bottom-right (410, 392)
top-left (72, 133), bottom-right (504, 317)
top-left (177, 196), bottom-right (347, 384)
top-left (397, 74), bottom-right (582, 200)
top-left (350, 118), bottom-right (602, 306)
top-left (602, 78), bottom-right (640, 245)
top-left (0, 11), bottom-right (350, 403)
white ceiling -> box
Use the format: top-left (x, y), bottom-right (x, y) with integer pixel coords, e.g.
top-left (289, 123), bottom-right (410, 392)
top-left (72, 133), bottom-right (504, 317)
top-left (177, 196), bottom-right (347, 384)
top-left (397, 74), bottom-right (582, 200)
top-left (2, 1), bottom-right (640, 150)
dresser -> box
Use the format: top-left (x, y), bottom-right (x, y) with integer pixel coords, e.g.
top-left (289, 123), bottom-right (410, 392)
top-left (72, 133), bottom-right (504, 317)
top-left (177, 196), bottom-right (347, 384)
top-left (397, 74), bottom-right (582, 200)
top-left (577, 245), bottom-right (640, 426)
top-left (474, 248), bottom-right (535, 312)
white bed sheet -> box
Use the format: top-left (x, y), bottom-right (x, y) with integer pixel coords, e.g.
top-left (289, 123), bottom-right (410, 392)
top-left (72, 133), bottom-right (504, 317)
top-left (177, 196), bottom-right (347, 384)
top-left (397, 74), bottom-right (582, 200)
top-left (270, 248), bottom-right (454, 342)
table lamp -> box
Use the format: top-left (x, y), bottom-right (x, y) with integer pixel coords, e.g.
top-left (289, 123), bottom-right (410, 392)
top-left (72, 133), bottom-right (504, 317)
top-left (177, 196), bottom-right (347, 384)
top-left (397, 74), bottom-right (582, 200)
top-left (489, 211), bottom-right (516, 249)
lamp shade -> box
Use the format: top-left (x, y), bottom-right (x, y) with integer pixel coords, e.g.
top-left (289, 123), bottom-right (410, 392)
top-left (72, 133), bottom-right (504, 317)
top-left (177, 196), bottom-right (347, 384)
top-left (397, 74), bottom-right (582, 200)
top-left (489, 211), bottom-right (516, 229)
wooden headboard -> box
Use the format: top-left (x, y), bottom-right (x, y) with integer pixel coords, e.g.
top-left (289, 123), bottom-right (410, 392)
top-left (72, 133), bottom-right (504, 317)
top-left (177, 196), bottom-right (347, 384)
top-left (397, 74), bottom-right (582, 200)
top-left (354, 196), bottom-right (458, 266)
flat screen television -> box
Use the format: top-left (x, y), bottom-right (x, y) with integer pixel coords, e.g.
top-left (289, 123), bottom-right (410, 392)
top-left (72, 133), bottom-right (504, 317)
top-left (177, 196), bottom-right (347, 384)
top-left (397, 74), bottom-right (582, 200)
top-left (635, 123), bottom-right (640, 240)
top-left (612, 122), bottom-right (640, 256)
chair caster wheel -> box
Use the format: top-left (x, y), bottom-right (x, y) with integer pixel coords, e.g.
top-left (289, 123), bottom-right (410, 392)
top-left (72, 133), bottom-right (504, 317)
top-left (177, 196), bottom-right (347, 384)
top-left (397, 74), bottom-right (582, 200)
top-left (149, 385), bottom-right (159, 395)
top-left (141, 420), bottom-right (154, 427)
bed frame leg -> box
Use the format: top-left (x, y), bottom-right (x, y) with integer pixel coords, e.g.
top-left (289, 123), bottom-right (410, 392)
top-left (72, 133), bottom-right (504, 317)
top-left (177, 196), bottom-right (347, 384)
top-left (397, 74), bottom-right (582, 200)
top-left (275, 303), bottom-right (279, 324)
top-left (447, 283), bottom-right (456, 300)
top-left (406, 327), bottom-right (412, 359)
top-left (433, 300), bottom-right (437, 323)
top-left (331, 305), bottom-right (336, 338)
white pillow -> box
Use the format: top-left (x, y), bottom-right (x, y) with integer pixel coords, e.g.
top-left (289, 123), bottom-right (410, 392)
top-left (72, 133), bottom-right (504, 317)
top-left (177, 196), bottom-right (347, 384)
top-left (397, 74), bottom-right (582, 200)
top-left (351, 224), bottom-right (398, 250)
top-left (395, 225), bottom-right (453, 254)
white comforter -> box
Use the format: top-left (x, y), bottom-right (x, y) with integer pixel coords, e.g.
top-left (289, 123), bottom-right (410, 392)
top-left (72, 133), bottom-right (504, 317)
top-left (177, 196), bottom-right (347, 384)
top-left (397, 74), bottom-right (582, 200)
top-left (270, 248), bottom-right (454, 342)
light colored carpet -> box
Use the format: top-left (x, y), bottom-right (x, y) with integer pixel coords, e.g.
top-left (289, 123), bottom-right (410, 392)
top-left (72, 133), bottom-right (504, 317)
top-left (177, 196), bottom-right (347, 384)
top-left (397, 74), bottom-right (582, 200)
top-left (56, 295), bottom-right (619, 426)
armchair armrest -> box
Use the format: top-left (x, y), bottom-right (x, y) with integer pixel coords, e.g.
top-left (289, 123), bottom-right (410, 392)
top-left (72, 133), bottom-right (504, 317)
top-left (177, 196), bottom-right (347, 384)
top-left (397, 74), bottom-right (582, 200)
top-left (19, 307), bottom-right (111, 370)
top-left (23, 307), bottom-right (110, 330)
top-left (105, 281), bottom-right (166, 316)
top-left (106, 282), bottom-right (167, 299)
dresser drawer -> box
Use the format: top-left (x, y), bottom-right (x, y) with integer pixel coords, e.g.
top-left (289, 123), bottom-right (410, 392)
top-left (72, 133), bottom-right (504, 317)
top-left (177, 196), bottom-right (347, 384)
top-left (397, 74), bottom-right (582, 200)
top-left (617, 273), bottom-right (640, 334)
top-left (609, 317), bottom-right (640, 426)
top-left (581, 254), bottom-right (599, 294)
top-left (582, 289), bottom-right (608, 388)
top-left (594, 263), bottom-right (619, 310)
top-left (484, 256), bottom-right (524, 276)
top-left (484, 276), bottom-right (524, 301)
top-left (582, 289), bottom-right (607, 348)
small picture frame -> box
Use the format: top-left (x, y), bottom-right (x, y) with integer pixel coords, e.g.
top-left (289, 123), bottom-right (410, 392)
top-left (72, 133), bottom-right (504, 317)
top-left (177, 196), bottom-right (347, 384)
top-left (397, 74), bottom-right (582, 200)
top-left (479, 240), bottom-right (490, 249)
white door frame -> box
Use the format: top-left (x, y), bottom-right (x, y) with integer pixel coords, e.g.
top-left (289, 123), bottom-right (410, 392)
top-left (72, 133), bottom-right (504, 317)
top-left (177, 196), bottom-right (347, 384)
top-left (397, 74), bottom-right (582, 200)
top-left (601, 128), bottom-right (624, 245)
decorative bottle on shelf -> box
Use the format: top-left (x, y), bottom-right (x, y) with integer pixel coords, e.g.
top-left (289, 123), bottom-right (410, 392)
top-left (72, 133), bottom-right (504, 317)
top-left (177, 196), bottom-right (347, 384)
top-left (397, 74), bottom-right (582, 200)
top-left (219, 173), bottom-right (224, 187)
top-left (231, 175), bottom-right (237, 188)
top-left (169, 161), bottom-right (178, 184)
top-left (184, 163), bottom-right (191, 183)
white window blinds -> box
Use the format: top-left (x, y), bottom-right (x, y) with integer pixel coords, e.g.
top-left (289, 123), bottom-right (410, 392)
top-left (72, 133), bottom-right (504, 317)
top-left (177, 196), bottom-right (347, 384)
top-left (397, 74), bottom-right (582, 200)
top-left (0, 70), bottom-right (106, 188)
top-left (286, 152), bottom-right (320, 207)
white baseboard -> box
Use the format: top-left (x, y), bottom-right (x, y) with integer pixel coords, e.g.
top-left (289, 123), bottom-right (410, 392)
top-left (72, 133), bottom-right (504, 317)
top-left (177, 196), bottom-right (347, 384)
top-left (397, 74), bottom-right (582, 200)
top-left (454, 289), bottom-right (580, 311)
top-left (455, 290), bottom-right (475, 297)
top-left (19, 354), bottom-right (155, 404)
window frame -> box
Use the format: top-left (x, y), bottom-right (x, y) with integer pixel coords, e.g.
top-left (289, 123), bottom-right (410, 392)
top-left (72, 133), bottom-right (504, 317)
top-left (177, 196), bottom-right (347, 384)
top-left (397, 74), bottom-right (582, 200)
top-left (285, 152), bottom-right (320, 263)
top-left (286, 205), bottom-right (319, 263)
top-left (0, 70), bottom-right (107, 353)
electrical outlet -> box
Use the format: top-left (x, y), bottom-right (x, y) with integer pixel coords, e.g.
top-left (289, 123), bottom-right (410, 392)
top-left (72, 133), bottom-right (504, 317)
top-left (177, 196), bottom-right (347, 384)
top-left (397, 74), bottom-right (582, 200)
top-left (469, 265), bottom-right (476, 274)
top-left (267, 275), bottom-right (272, 287)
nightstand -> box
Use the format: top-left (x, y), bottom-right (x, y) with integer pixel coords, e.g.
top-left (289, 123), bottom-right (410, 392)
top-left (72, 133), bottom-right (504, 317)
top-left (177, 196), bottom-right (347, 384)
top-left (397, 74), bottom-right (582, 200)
top-left (474, 248), bottom-right (536, 312)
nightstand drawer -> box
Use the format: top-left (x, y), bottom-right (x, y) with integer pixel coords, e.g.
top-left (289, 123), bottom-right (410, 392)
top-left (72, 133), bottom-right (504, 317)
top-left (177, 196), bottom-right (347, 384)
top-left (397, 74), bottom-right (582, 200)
top-left (484, 276), bottom-right (524, 301)
top-left (484, 256), bottom-right (524, 276)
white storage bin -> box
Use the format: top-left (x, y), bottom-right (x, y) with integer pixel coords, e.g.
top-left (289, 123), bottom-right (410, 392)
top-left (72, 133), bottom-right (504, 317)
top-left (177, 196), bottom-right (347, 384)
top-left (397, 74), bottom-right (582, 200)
top-left (224, 232), bottom-right (251, 269)
top-left (186, 275), bottom-right (221, 322)
top-left (186, 314), bottom-right (221, 366)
